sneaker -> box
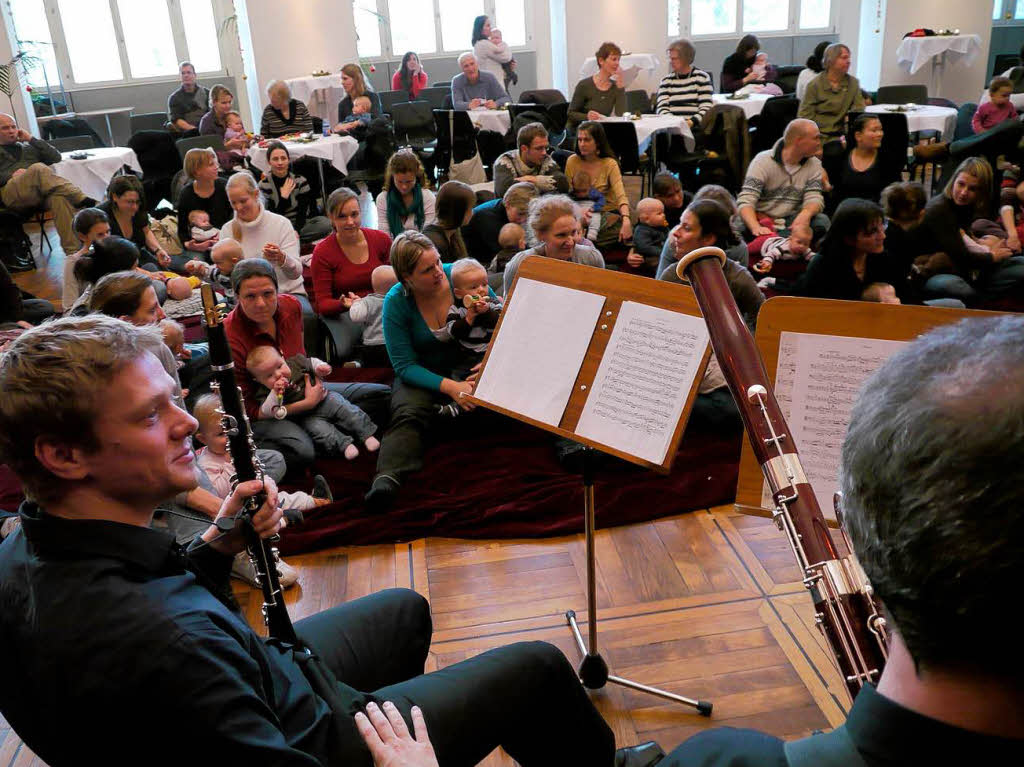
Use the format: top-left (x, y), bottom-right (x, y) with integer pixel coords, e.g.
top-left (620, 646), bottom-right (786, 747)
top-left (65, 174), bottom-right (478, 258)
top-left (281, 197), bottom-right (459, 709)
top-left (311, 474), bottom-right (333, 502)
top-left (0, 515), bottom-right (21, 541)
top-left (437, 403), bottom-right (460, 418)
top-left (364, 474), bottom-right (400, 512)
top-left (231, 551), bottom-right (298, 588)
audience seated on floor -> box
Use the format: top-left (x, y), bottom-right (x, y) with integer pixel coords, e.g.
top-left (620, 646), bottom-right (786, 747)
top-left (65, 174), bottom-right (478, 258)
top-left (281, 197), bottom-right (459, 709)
top-left (565, 121), bottom-right (632, 249)
top-left (423, 180), bottom-right (477, 263)
top-left (493, 122), bottom-right (568, 199)
top-left (375, 149), bottom-right (437, 237)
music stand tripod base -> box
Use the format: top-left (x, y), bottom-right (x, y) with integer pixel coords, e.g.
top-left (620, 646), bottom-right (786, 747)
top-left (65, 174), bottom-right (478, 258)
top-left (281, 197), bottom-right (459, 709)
top-left (563, 449), bottom-right (712, 717)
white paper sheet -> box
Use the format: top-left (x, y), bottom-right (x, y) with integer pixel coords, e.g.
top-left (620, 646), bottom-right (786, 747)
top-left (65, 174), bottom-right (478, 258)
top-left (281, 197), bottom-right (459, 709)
top-left (473, 278), bottom-right (606, 426)
top-left (574, 301), bottom-right (710, 464)
top-left (761, 332), bottom-right (908, 518)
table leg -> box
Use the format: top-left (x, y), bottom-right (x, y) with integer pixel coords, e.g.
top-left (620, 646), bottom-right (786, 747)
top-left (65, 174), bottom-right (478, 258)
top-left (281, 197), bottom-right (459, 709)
top-left (318, 157), bottom-right (326, 210)
top-left (104, 114), bottom-right (115, 146)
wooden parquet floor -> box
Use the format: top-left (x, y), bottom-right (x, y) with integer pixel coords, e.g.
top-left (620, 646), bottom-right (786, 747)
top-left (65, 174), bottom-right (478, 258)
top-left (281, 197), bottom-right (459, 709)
top-left (0, 507), bottom-right (848, 767)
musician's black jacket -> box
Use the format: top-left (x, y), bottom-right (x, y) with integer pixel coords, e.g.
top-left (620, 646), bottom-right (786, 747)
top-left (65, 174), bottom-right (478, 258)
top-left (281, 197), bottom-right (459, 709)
top-left (0, 502), bottom-right (337, 766)
top-left (659, 682), bottom-right (1023, 766)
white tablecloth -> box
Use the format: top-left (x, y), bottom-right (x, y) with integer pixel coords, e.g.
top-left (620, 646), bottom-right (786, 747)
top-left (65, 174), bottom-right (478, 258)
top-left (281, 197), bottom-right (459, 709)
top-left (866, 104), bottom-right (958, 141)
top-left (466, 109), bottom-right (511, 133)
top-left (247, 135), bottom-right (359, 175)
top-left (895, 34), bottom-right (982, 75)
top-left (599, 114), bottom-right (694, 153)
top-left (53, 147), bottom-right (141, 203)
top-left (979, 90), bottom-right (1024, 110)
top-left (579, 53), bottom-right (661, 93)
top-left (711, 93), bottom-right (773, 120)
top-left (284, 74), bottom-right (347, 124)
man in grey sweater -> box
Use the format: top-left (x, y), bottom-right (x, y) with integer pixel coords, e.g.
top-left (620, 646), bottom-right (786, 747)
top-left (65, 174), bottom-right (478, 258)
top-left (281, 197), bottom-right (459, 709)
top-left (492, 122), bottom-right (569, 199)
top-left (451, 53), bottom-right (511, 111)
top-left (0, 113), bottom-right (91, 254)
top-left (736, 118), bottom-right (828, 242)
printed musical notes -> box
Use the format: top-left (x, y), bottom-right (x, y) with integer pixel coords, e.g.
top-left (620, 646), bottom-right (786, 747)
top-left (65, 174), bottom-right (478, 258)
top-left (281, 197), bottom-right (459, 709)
top-left (576, 301), bottom-right (710, 464)
top-left (474, 278), bottom-right (606, 427)
top-left (762, 332), bottom-right (908, 519)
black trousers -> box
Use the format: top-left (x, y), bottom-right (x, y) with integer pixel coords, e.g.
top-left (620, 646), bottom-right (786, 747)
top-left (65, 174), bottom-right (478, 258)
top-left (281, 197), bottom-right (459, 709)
top-left (296, 588), bottom-right (615, 766)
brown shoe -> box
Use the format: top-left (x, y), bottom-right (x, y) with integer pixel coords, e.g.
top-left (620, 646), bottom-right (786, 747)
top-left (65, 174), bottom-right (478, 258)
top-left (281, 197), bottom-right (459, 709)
top-left (913, 142), bottom-right (949, 162)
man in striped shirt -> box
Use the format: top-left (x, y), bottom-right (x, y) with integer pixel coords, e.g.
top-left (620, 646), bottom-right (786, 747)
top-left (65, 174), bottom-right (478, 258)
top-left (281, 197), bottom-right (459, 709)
top-left (655, 39), bottom-right (713, 128)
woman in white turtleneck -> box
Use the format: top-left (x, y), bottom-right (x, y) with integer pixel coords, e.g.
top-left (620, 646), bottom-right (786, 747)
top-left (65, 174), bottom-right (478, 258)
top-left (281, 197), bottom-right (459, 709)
top-left (224, 171), bottom-right (319, 353)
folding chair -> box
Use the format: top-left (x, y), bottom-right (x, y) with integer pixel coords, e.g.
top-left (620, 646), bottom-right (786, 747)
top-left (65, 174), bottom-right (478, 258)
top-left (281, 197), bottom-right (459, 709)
top-left (175, 134), bottom-right (225, 162)
top-left (379, 89), bottom-right (410, 116)
top-left (48, 135), bottom-right (100, 152)
top-left (130, 112), bottom-right (169, 134)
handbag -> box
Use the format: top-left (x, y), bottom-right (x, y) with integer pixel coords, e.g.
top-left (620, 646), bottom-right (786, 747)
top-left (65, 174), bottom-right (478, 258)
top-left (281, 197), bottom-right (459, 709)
top-left (149, 214), bottom-right (183, 256)
top-left (447, 111), bottom-right (487, 185)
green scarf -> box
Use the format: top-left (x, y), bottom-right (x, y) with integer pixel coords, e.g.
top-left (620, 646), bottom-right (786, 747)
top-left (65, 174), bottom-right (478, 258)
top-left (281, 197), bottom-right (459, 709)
top-left (386, 184), bottom-right (425, 236)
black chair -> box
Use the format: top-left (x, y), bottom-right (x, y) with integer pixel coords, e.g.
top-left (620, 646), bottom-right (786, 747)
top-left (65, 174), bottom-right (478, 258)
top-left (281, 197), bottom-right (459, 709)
top-left (390, 101), bottom-right (437, 171)
top-left (379, 89), bottom-right (410, 115)
top-left (417, 87), bottom-right (451, 111)
top-left (130, 112), bottom-right (168, 134)
top-left (311, 115), bottom-right (324, 135)
top-left (519, 89), bottom-right (568, 106)
top-left (1008, 66), bottom-right (1024, 93)
top-left (433, 110), bottom-right (480, 177)
top-left (49, 135), bottom-right (100, 152)
top-left (751, 95), bottom-right (799, 153)
top-left (993, 53), bottom-right (1020, 80)
top-left (128, 130), bottom-right (183, 211)
top-left (625, 90), bottom-right (651, 114)
top-left (600, 121), bottom-right (648, 197)
top-left (175, 134), bottom-right (225, 162)
top-left (774, 65), bottom-right (803, 95)
top-left (875, 84), bottom-right (928, 105)
top-left (41, 117), bottom-right (106, 148)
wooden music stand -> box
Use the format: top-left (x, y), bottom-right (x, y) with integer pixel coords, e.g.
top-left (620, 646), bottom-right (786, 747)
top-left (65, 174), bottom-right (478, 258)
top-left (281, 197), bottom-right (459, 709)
top-left (466, 256), bottom-right (714, 715)
top-left (734, 297), bottom-right (1005, 521)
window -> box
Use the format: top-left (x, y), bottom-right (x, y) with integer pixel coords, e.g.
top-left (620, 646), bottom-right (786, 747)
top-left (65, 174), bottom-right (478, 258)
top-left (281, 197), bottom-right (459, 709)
top-left (355, 0), bottom-right (530, 59)
top-left (668, 0), bottom-right (680, 36)
top-left (6, 0), bottom-right (224, 88)
top-left (682, 0), bottom-right (833, 37)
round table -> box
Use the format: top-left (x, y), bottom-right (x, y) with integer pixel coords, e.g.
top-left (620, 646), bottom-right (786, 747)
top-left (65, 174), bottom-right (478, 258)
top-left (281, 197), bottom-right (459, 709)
top-left (865, 104), bottom-right (958, 142)
top-left (247, 134), bottom-right (359, 176)
top-left (711, 93), bottom-right (773, 120)
top-left (579, 53), bottom-right (661, 93)
top-left (465, 109), bottom-right (511, 133)
top-left (284, 74), bottom-right (347, 125)
top-left (52, 147), bottom-right (142, 203)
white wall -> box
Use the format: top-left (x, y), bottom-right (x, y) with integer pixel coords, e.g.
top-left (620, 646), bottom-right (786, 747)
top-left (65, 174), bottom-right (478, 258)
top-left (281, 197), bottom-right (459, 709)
top-left (877, 1), bottom-right (991, 103)
top-left (0, 3), bottom-right (40, 133)
top-left (563, 0), bottom-right (668, 92)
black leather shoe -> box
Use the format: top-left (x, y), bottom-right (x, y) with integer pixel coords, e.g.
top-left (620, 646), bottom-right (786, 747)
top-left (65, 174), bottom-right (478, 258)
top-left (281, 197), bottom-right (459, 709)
top-left (614, 741), bottom-right (665, 767)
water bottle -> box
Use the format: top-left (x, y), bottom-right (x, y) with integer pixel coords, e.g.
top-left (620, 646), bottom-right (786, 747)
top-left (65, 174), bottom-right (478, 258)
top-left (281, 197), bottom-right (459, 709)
top-left (323, 120), bottom-right (331, 139)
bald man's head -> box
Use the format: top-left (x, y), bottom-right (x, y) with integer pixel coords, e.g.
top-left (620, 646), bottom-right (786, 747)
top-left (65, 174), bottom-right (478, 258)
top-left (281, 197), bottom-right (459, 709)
top-left (0, 113), bottom-right (22, 145)
top-left (782, 118), bottom-right (822, 160)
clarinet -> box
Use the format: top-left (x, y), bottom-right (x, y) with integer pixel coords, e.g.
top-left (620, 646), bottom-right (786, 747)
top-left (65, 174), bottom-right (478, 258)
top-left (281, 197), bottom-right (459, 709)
top-left (200, 284), bottom-right (299, 644)
top-left (676, 248), bottom-right (887, 703)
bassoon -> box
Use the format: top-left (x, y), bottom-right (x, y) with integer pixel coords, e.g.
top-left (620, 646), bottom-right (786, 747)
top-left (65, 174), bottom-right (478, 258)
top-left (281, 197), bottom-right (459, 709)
top-left (200, 284), bottom-right (298, 644)
top-left (676, 247), bottom-right (887, 703)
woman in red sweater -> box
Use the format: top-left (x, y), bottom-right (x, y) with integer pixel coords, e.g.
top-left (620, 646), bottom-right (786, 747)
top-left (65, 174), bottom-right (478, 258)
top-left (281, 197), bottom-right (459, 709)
top-left (392, 52), bottom-right (428, 99)
top-left (311, 187), bottom-right (393, 360)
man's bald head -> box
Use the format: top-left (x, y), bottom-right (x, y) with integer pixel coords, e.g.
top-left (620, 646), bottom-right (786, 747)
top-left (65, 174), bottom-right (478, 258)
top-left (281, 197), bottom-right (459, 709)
top-left (782, 118), bottom-right (822, 160)
top-left (0, 113), bottom-right (22, 145)
top-left (783, 118), bottom-right (817, 145)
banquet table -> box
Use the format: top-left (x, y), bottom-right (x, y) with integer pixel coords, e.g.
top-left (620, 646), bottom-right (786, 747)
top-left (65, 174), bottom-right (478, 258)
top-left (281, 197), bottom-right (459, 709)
top-left (465, 108), bottom-right (512, 133)
top-left (52, 146), bottom-right (142, 203)
top-left (865, 104), bottom-right (957, 141)
top-left (247, 135), bottom-right (359, 201)
top-left (711, 92), bottom-right (773, 120)
top-left (599, 114), bottom-right (694, 187)
top-left (579, 53), bottom-right (661, 93)
top-left (284, 74), bottom-right (347, 125)
top-left (895, 33), bottom-right (983, 94)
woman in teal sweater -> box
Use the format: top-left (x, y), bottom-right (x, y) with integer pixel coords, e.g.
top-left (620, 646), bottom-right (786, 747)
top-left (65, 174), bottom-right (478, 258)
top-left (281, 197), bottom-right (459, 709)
top-left (367, 231), bottom-right (497, 510)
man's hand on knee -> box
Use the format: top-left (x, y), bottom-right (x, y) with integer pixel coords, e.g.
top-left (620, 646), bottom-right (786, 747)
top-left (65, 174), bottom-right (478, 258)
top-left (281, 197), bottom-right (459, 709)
top-left (355, 702), bottom-right (438, 767)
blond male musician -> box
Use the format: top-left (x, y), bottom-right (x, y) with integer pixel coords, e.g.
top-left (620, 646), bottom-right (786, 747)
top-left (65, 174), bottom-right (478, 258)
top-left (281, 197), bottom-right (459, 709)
top-left (0, 315), bottom-right (663, 767)
top-left (661, 315), bottom-right (1024, 765)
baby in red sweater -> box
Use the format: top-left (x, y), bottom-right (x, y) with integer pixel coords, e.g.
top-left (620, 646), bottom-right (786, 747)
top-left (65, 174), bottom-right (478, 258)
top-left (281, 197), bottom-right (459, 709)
top-left (973, 76), bottom-right (1017, 134)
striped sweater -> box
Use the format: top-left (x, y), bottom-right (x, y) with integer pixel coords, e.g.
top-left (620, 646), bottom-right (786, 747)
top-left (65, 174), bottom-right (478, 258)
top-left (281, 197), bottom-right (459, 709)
top-left (655, 68), bottom-right (713, 125)
top-left (737, 140), bottom-right (824, 220)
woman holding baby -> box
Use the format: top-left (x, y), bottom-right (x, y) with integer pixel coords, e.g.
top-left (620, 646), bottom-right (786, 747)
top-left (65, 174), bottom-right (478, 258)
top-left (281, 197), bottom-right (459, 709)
top-left (472, 15), bottom-right (515, 93)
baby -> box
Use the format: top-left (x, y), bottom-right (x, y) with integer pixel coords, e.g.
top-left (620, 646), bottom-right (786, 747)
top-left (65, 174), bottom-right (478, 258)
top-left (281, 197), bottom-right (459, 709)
top-left (861, 282), bottom-right (901, 304)
top-left (973, 76), bottom-right (1017, 134)
top-left (570, 170), bottom-right (605, 242)
top-left (752, 222), bottom-right (814, 274)
top-left (629, 198), bottom-right (669, 275)
top-left (490, 27), bottom-right (518, 89)
top-left (222, 111), bottom-right (250, 169)
top-left (188, 209), bottom-right (220, 245)
top-left (337, 95), bottom-right (373, 136)
top-left (185, 239), bottom-right (243, 304)
top-left (750, 51), bottom-right (769, 79)
top-left (348, 265), bottom-right (398, 368)
top-left (446, 258), bottom-right (502, 379)
top-left (159, 318), bottom-right (188, 366)
top-left (246, 345), bottom-right (380, 460)
top-left (489, 222), bottom-right (526, 275)
top-left (738, 51), bottom-right (783, 96)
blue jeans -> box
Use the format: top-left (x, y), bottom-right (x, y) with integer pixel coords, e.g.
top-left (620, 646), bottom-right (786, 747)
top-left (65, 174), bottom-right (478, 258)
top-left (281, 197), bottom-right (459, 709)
top-left (298, 391), bottom-right (377, 455)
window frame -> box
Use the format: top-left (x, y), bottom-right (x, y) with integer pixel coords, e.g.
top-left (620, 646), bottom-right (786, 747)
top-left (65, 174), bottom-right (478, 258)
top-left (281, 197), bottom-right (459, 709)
top-left (24, 0), bottom-right (228, 91)
top-left (993, 0), bottom-right (1024, 25)
top-left (673, 0), bottom-right (836, 42)
top-left (355, 0), bottom-right (534, 62)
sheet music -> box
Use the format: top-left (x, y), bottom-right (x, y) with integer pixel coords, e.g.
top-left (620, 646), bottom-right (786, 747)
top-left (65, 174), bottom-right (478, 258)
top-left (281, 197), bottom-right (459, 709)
top-left (473, 278), bottom-right (606, 427)
top-left (761, 332), bottom-right (908, 518)
top-left (575, 301), bottom-right (709, 464)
